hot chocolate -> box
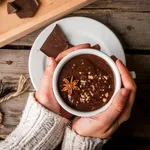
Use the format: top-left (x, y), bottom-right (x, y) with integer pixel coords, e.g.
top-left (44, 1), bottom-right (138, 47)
top-left (58, 54), bottom-right (114, 111)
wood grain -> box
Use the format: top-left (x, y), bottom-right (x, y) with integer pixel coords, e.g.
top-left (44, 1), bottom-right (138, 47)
top-left (87, 0), bottom-right (150, 12)
top-left (9, 10), bottom-right (150, 50)
top-left (0, 50), bottom-right (150, 141)
top-left (103, 141), bottom-right (150, 150)
top-left (0, 50), bottom-right (34, 91)
top-left (0, 93), bottom-right (28, 139)
top-left (0, 0), bottom-right (96, 48)
top-left (1, 1), bottom-right (150, 149)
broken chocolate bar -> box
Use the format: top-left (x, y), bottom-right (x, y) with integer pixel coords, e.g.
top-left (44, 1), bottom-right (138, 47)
top-left (110, 55), bottom-right (118, 62)
top-left (7, 2), bottom-right (19, 14)
top-left (91, 44), bottom-right (101, 50)
top-left (40, 24), bottom-right (69, 58)
top-left (13, 0), bottom-right (39, 18)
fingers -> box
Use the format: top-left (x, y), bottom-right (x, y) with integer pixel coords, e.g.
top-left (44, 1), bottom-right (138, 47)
top-left (116, 60), bottom-right (136, 92)
top-left (55, 43), bottom-right (91, 63)
top-left (102, 119), bottom-right (120, 138)
top-left (39, 57), bottom-right (57, 93)
top-left (116, 60), bottom-right (136, 123)
top-left (35, 57), bottom-right (60, 113)
top-left (72, 116), bottom-right (81, 124)
top-left (55, 43), bottom-right (101, 63)
top-left (72, 117), bottom-right (99, 137)
top-left (95, 88), bottom-right (130, 130)
top-left (118, 92), bottom-right (135, 124)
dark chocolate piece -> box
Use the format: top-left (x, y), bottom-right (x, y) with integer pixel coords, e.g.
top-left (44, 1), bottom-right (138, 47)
top-left (91, 44), bottom-right (101, 50)
top-left (110, 55), bottom-right (118, 62)
top-left (7, 2), bottom-right (19, 14)
top-left (58, 54), bottom-right (114, 112)
top-left (41, 25), bottom-right (69, 58)
top-left (13, 0), bottom-right (39, 18)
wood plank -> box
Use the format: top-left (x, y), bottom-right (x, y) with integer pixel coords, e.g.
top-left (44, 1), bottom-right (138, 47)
top-left (0, 50), bottom-right (34, 91)
top-left (9, 10), bottom-right (150, 50)
top-left (87, 0), bottom-right (150, 12)
top-left (0, 50), bottom-right (29, 74)
top-left (103, 141), bottom-right (150, 150)
top-left (0, 50), bottom-right (150, 141)
top-left (0, 93), bottom-right (28, 139)
top-left (0, 0), bottom-right (96, 48)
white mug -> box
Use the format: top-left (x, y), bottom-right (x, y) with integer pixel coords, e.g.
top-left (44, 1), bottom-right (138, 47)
top-left (53, 49), bottom-right (128, 117)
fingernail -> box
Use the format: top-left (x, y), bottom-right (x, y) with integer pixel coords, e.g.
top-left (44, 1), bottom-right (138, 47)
top-left (48, 57), bottom-right (53, 66)
top-left (121, 89), bottom-right (130, 97)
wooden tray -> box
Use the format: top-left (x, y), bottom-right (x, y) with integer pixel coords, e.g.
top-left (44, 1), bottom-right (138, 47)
top-left (0, 0), bottom-right (95, 48)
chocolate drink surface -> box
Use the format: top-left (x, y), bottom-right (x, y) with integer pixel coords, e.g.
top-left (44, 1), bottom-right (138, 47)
top-left (58, 54), bottom-right (114, 111)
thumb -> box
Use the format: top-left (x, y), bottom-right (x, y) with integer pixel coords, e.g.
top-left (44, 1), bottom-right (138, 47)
top-left (40, 57), bottom-right (57, 92)
top-left (111, 88), bottom-right (130, 113)
top-left (97, 88), bottom-right (130, 127)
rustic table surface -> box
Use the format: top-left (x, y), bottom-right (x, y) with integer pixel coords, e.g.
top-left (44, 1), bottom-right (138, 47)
top-left (0, 1), bottom-right (150, 150)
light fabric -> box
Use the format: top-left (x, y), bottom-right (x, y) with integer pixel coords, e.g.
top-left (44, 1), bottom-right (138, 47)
top-left (0, 93), bottom-right (104, 150)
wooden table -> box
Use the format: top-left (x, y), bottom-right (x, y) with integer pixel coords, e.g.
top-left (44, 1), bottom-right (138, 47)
top-left (0, 1), bottom-right (150, 149)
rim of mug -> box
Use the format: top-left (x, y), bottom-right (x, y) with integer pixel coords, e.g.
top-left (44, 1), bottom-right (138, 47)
top-left (52, 49), bottom-right (121, 117)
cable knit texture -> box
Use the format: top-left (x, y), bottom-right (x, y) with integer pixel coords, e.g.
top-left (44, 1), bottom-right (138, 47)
top-left (0, 93), bottom-right (69, 150)
top-left (62, 127), bottom-right (104, 150)
top-left (0, 93), bottom-right (105, 150)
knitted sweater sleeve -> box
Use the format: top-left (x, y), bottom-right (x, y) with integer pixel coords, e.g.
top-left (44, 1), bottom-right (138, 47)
top-left (0, 93), bottom-right (69, 150)
top-left (61, 127), bottom-right (107, 150)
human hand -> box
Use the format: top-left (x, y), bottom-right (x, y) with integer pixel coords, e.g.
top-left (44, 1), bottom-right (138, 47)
top-left (35, 57), bottom-right (59, 113)
top-left (72, 60), bottom-right (137, 138)
top-left (35, 44), bottom-right (92, 117)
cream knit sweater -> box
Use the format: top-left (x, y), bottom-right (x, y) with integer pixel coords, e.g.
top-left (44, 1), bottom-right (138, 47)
top-left (0, 93), bottom-right (106, 150)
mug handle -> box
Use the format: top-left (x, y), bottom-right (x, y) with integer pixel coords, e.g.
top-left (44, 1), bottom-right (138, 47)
top-left (130, 71), bottom-right (136, 79)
